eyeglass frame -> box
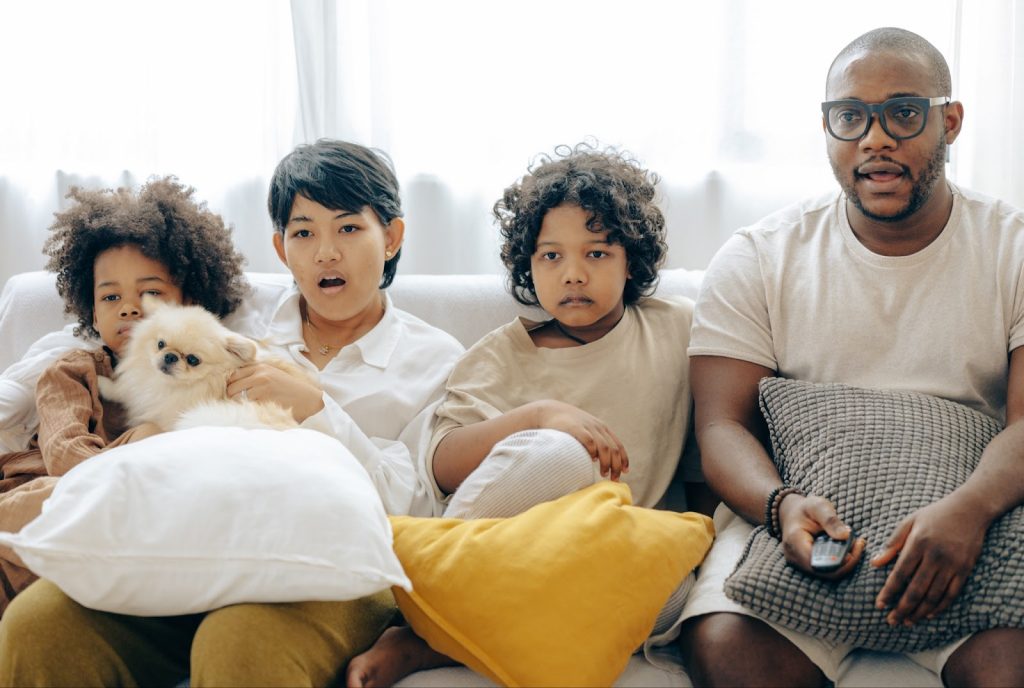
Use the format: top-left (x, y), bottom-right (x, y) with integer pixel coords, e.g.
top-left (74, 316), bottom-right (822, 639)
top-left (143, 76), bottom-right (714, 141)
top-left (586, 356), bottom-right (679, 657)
top-left (821, 96), bottom-right (950, 141)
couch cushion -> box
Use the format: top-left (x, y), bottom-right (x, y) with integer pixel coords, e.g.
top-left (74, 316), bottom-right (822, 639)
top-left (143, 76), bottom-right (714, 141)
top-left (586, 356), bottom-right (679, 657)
top-left (389, 481), bottom-right (714, 687)
top-left (724, 377), bottom-right (1024, 652)
top-left (0, 268), bottom-right (706, 371)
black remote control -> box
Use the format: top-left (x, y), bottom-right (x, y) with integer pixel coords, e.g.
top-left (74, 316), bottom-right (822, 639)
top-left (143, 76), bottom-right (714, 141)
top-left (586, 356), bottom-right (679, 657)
top-left (810, 531), bottom-right (855, 573)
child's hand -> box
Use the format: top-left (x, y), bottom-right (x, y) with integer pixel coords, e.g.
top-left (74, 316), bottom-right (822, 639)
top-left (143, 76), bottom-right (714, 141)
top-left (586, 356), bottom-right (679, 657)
top-left (228, 363), bottom-right (324, 423)
top-left (532, 400), bottom-right (629, 480)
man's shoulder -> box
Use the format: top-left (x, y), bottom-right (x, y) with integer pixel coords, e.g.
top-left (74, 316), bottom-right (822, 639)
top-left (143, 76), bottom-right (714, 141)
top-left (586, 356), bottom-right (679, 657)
top-left (707, 190), bottom-right (843, 270)
top-left (634, 295), bottom-right (694, 324)
top-left (738, 189), bottom-right (842, 238)
top-left (953, 183), bottom-right (1024, 227)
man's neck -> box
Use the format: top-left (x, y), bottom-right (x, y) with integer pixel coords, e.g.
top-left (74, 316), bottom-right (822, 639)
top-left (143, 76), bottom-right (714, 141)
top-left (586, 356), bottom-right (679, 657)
top-left (847, 182), bottom-right (955, 257)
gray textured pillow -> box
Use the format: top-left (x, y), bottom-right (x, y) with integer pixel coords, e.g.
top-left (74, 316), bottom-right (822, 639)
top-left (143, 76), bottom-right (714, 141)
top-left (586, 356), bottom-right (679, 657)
top-left (724, 377), bottom-right (1024, 652)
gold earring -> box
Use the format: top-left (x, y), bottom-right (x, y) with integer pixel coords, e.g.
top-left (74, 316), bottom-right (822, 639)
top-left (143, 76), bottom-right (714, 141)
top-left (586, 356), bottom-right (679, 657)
top-left (385, 250), bottom-right (393, 259)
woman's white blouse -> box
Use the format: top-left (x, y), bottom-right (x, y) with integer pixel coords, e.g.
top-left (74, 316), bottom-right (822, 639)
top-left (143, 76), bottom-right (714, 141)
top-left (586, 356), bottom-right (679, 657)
top-left (243, 285), bottom-right (463, 516)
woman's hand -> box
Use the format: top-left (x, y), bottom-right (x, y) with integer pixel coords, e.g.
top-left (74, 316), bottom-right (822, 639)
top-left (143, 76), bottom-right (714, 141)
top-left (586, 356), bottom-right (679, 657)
top-left (228, 363), bottom-right (324, 423)
top-left (531, 400), bottom-right (629, 480)
top-left (778, 492), bottom-right (866, 580)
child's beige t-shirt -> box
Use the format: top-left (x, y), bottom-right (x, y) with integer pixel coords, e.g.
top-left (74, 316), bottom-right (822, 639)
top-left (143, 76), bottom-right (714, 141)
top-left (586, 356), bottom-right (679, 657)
top-left (428, 296), bottom-right (696, 509)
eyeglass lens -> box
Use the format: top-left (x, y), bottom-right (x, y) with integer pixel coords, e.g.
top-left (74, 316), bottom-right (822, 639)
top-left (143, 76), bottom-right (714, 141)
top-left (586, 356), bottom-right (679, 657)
top-left (826, 99), bottom-right (930, 140)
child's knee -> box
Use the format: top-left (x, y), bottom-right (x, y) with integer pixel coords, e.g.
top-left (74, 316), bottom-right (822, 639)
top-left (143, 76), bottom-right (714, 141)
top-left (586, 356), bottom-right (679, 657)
top-left (0, 580), bottom-right (86, 676)
top-left (489, 428), bottom-right (598, 487)
top-left (446, 428), bottom-right (600, 519)
top-left (496, 428), bottom-right (592, 463)
top-left (2, 580), bottom-right (74, 641)
top-left (192, 606), bottom-right (307, 686)
top-left (192, 595), bottom-right (396, 686)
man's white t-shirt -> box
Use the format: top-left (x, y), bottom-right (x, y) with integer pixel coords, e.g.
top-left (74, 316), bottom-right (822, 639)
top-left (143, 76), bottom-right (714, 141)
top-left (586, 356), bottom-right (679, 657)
top-left (688, 183), bottom-right (1024, 423)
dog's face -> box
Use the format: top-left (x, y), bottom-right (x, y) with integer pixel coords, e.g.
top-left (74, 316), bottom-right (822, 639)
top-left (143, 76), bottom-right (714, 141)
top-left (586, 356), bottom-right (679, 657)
top-left (121, 296), bottom-right (257, 387)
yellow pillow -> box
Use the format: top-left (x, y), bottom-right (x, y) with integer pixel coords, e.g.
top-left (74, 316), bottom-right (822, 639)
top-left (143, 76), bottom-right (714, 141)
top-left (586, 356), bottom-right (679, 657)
top-left (389, 481), bottom-right (714, 687)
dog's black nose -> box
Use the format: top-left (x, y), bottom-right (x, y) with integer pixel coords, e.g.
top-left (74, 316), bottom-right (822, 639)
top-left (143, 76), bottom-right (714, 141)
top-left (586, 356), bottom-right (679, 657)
top-left (164, 353), bottom-right (179, 365)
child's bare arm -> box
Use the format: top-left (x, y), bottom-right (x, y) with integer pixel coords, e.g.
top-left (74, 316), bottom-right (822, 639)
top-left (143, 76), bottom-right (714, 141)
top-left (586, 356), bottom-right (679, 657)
top-left (433, 399), bottom-right (628, 494)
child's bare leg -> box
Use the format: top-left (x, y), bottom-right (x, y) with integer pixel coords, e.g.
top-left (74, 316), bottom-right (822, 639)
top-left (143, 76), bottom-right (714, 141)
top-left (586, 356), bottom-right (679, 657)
top-left (346, 624), bottom-right (458, 687)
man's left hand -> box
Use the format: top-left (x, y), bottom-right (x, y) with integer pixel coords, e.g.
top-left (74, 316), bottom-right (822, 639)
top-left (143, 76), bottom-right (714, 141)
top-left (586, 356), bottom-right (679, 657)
top-left (871, 493), bottom-right (989, 626)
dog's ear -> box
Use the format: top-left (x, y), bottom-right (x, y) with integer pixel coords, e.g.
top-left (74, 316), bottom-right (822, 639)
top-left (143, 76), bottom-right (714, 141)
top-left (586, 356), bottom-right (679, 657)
top-left (141, 294), bottom-right (169, 316)
top-left (225, 334), bottom-right (258, 363)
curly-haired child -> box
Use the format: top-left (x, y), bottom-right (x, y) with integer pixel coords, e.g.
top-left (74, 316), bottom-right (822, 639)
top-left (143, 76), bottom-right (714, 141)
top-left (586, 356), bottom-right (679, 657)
top-left (0, 176), bottom-right (247, 613)
top-left (347, 142), bottom-right (713, 686)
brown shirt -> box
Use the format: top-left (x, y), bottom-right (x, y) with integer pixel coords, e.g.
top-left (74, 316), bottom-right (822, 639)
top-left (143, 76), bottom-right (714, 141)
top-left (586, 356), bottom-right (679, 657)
top-left (0, 347), bottom-right (136, 485)
top-left (0, 347), bottom-right (145, 611)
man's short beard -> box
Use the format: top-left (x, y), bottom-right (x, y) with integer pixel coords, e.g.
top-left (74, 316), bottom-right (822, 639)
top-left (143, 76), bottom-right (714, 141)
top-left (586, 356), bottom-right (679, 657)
top-left (833, 138), bottom-right (947, 223)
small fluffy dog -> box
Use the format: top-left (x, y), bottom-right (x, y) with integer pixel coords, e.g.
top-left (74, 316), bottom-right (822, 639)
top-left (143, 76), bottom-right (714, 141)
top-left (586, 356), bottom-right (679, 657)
top-left (98, 296), bottom-right (314, 431)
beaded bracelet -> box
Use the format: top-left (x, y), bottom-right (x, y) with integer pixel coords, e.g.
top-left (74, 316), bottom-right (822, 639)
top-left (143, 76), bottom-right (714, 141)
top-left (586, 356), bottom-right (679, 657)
top-left (764, 484), bottom-right (805, 539)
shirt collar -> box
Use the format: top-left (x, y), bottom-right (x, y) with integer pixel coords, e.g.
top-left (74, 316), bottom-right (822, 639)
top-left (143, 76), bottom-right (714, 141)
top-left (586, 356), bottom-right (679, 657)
top-left (264, 284), bottom-right (402, 369)
top-left (353, 292), bottom-right (402, 368)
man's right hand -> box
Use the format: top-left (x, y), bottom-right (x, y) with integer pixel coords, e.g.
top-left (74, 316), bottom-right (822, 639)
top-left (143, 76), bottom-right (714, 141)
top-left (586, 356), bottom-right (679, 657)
top-left (778, 492), bottom-right (866, 579)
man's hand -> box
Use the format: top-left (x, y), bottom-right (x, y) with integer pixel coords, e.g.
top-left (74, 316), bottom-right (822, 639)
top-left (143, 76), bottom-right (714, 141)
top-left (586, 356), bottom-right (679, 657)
top-left (871, 494), bottom-right (989, 627)
top-left (228, 363), bottom-right (324, 423)
top-left (534, 400), bottom-right (629, 480)
top-left (779, 492), bottom-right (866, 580)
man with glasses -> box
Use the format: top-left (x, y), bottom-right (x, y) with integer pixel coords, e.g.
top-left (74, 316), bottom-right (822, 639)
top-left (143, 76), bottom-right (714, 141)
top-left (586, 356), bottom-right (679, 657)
top-left (674, 27), bottom-right (1024, 686)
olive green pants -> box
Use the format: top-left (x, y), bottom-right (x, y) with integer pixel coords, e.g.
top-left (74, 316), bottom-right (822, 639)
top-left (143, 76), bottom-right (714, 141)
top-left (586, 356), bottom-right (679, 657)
top-left (0, 579), bottom-right (397, 687)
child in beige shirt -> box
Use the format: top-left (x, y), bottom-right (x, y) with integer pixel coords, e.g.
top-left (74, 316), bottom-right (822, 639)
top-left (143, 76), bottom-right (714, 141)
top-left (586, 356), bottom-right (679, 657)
top-left (349, 142), bottom-right (712, 686)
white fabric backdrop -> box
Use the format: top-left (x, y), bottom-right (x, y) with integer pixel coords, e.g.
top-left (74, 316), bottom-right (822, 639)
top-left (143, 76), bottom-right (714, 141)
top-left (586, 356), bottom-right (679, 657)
top-left (1, 0), bottom-right (1022, 289)
top-left (0, 0), bottom-right (297, 287)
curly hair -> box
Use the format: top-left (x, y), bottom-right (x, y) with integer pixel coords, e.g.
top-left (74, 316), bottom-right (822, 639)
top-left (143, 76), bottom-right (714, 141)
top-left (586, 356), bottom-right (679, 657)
top-left (494, 142), bottom-right (667, 307)
top-left (44, 176), bottom-right (250, 339)
top-left (268, 139), bottom-right (404, 289)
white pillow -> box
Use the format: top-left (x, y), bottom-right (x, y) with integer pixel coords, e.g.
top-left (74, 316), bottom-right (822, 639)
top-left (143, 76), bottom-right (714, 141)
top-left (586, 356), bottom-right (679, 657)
top-left (0, 426), bottom-right (411, 616)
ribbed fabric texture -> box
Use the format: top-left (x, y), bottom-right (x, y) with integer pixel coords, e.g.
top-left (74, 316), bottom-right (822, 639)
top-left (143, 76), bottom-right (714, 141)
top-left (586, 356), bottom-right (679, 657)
top-left (651, 573), bottom-right (695, 636)
top-left (725, 377), bottom-right (1024, 652)
top-left (444, 429), bottom-right (598, 520)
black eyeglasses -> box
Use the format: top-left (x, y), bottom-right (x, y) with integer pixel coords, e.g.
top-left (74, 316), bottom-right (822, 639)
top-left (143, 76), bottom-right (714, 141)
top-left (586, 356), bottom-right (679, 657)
top-left (821, 96), bottom-right (949, 141)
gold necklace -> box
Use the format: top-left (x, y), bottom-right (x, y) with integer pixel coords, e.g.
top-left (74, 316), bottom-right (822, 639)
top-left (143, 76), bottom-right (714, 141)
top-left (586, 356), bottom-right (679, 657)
top-left (302, 308), bottom-right (335, 356)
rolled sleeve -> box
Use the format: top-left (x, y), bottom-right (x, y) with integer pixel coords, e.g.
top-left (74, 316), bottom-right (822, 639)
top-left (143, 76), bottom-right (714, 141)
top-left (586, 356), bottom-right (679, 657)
top-left (688, 232), bottom-right (777, 370)
top-left (301, 392), bottom-right (436, 517)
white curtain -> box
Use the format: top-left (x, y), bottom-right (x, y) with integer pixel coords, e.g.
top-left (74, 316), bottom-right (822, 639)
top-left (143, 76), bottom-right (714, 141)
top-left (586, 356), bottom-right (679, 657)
top-left (0, 0), bottom-right (297, 288)
top-left (951, 0), bottom-right (1024, 203)
top-left (286, 0), bottom-right (1024, 274)
top-left (2, 1), bottom-right (1023, 290)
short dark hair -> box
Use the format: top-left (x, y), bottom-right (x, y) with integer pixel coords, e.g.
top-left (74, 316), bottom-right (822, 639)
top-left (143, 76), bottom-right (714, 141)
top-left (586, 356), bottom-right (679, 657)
top-left (494, 142), bottom-right (667, 307)
top-left (268, 139), bottom-right (404, 289)
top-left (827, 27), bottom-right (952, 96)
top-left (44, 176), bottom-right (249, 339)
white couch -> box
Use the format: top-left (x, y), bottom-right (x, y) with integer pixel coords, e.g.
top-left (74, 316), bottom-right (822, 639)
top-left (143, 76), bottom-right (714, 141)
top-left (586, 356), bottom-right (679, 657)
top-left (0, 269), bottom-right (941, 687)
